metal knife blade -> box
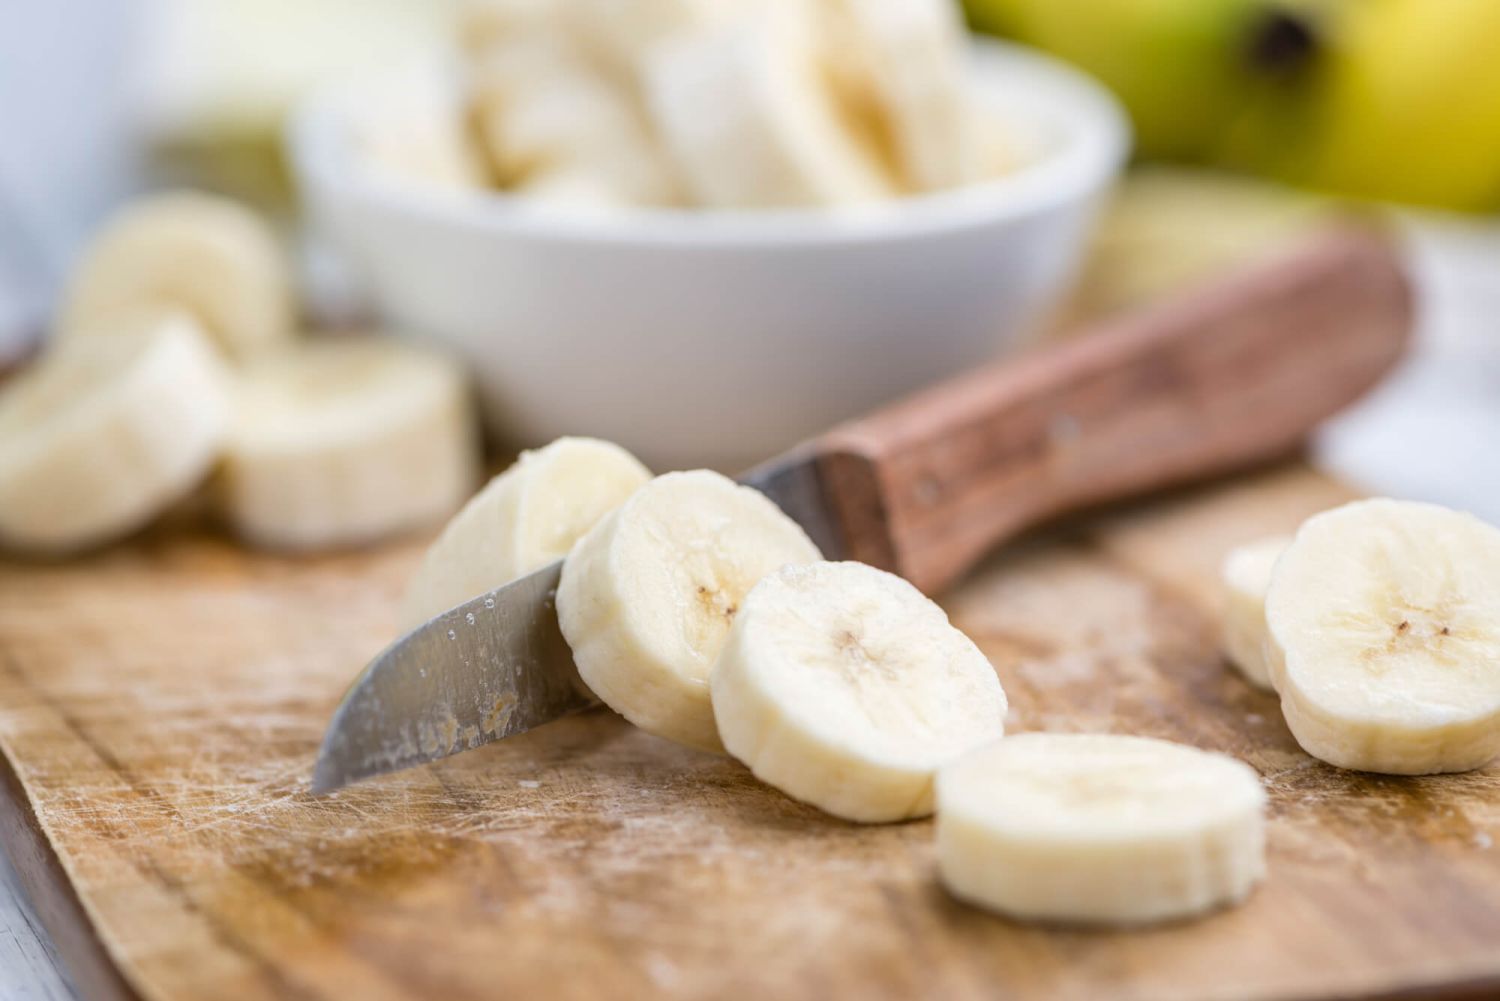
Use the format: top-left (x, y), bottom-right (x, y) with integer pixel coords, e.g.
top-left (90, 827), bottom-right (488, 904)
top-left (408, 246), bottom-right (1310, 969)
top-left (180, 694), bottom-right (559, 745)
top-left (310, 451), bottom-right (841, 794)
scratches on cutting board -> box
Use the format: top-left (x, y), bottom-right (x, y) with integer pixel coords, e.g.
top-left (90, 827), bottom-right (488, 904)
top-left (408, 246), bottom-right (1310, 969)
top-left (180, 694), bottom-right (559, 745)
top-left (1, 464), bottom-right (1500, 1001)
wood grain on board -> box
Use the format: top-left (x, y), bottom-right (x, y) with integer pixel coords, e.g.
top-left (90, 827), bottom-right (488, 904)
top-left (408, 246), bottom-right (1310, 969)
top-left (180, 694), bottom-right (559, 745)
top-left (2, 464), bottom-right (1499, 1001)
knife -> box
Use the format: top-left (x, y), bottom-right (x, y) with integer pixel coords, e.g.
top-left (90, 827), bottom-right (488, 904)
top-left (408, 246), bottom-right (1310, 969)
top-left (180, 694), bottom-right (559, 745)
top-left (311, 224), bottom-right (1412, 795)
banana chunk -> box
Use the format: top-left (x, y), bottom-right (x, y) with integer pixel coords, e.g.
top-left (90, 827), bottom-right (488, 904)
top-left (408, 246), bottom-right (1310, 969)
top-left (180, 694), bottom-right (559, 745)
top-left (0, 315), bottom-right (231, 554)
top-left (643, 6), bottom-right (897, 209)
top-left (1265, 498), bottom-right (1500, 775)
top-left (936, 734), bottom-right (1267, 925)
top-left (560, 0), bottom-right (745, 75)
top-left (401, 437), bottom-right (650, 627)
top-left (556, 470), bottom-right (821, 752)
top-left (470, 27), bottom-right (681, 205)
top-left (712, 561), bottom-right (1008, 823)
top-left (821, 0), bottom-right (978, 191)
top-left (221, 339), bottom-right (479, 551)
top-left (1220, 535), bottom-right (1289, 690)
top-left (60, 192), bottom-right (294, 361)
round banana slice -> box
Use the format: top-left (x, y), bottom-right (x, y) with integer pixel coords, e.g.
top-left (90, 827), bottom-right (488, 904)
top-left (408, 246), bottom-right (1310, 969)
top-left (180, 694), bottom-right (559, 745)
top-left (59, 192), bottom-right (294, 361)
top-left (221, 339), bottom-right (479, 551)
top-left (936, 734), bottom-right (1267, 925)
top-left (560, 0), bottom-right (744, 74)
top-left (556, 469), bottom-right (821, 752)
top-left (1265, 498), bottom-right (1500, 775)
top-left (642, 6), bottom-right (897, 209)
top-left (401, 437), bottom-right (650, 627)
top-left (712, 561), bottom-right (1008, 823)
top-left (470, 28), bottom-right (681, 204)
top-left (0, 314), bottom-right (231, 554)
top-left (821, 0), bottom-right (977, 191)
top-left (1220, 535), bottom-right (1289, 690)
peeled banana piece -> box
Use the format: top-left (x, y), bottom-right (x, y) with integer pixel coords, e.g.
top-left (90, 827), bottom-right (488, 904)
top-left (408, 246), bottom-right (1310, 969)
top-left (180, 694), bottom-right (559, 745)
top-left (936, 733), bottom-right (1267, 925)
top-left (0, 314), bottom-right (231, 554)
top-left (1220, 535), bottom-right (1288, 690)
top-left (59, 191), bottom-right (294, 361)
top-left (1265, 498), bottom-right (1500, 775)
top-left (643, 5), bottom-right (897, 209)
top-left (556, 469), bottom-right (821, 752)
top-left (470, 23), bottom-right (681, 205)
top-left (401, 437), bottom-right (650, 627)
top-left (712, 561), bottom-right (1008, 822)
top-left (560, 0), bottom-right (744, 75)
top-left (822, 0), bottom-right (979, 191)
top-left (221, 339), bottom-right (479, 550)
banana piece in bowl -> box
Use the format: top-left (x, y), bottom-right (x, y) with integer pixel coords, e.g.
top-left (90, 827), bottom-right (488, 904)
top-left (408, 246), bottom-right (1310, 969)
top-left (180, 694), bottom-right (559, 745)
top-left (556, 469), bottom-right (821, 752)
top-left (58, 191), bottom-right (294, 361)
top-left (0, 314), bottom-right (231, 555)
top-left (401, 437), bottom-right (650, 627)
top-left (642, 4), bottom-right (898, 209)
top-left (1220, 535), bottom-right (1289, 691)
top-left (819, 0), bottom-right (980, 191)
top-left (221, 339), bottom-right (479, 551)
top-left (1265, 498), bottom-right (1500, 775)
top-left (936, 733), bottom-right (1267, 925)
top-left (712, 560), bottom-right (1008, 823)
top-left (470, 19), bottom-right (682, 206)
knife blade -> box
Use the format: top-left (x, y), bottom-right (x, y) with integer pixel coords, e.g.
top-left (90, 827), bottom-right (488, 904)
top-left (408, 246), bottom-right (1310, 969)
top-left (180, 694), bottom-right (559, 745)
top-left (311, 224), bottom-right (1413, 795)
top-left (309, 451), bottom-right (841, 794)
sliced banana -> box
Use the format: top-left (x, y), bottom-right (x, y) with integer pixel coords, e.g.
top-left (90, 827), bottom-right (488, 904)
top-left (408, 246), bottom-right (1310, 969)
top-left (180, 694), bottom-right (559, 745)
top-left (642, 5), bottom-right (897, 209)
top-left (1265, 498), bottom-right (1500, 775)
top-left (221, 339), bottom-right (479, 551)
top-left (401, 437), bottom-right (650, 627)
top-left (59, 191), bottom-right (294, 361)
top-left (1220, 535), bottom-right (1289, 690)
top-left (470, 27), bottom-right (681, 204)
top-left (936, 734), bottom-right (1267, 925)
top-left (0, 314), bottom-right (230, 555)
top-left (355, 72), bottom-right (488, 192)
top-left (556, 470), bottom-right (821, 752)
top-left (821, 0), bottom-right (978, 191)
top-left (459, 0), bottom-right (560, 58)
top-left (711, 561), bottom-right (1008, 823)
top-left (560, 0), bottom-right (745, 75)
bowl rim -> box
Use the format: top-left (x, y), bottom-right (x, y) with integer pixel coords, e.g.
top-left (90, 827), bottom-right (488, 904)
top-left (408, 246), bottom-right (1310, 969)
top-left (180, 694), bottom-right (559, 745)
top-left (287, 37), bottom-right (1131, 249)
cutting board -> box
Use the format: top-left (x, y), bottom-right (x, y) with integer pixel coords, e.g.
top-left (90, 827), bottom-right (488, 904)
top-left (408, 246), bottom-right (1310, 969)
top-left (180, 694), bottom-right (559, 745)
top-left (3, 463), bottom-right (1500, 1001)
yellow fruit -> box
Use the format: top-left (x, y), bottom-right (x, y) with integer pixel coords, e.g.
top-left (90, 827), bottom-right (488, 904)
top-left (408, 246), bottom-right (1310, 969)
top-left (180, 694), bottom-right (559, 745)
top-left (969, 0), bottom-right (1500, 212)
top-left (964, 0), bottom-right (1270, 160)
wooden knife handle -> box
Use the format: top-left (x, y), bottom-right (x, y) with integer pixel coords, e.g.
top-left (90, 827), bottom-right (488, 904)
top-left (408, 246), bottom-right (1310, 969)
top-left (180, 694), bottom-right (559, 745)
top-left (814, 223), bottom-right (1414, 594)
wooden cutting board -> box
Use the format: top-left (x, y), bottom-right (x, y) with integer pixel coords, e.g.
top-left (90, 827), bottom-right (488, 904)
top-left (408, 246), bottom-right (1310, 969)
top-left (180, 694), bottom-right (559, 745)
top-left (3, 463), bottom-right (1500, 1001)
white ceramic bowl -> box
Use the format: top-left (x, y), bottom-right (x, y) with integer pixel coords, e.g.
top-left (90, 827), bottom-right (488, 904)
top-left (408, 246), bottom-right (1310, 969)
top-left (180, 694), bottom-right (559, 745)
top-left (289, 41), bottom-right (1128, 470)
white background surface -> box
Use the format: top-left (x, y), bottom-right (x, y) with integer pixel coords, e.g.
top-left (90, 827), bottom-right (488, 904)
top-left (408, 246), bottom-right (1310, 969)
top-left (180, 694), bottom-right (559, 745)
top-left (0, 215), bottom-right (1496, 999)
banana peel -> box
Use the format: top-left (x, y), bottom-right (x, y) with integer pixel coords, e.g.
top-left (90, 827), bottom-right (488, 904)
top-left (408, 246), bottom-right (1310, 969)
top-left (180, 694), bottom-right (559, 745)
top-left (967, 0), bottom-right (1500, 212)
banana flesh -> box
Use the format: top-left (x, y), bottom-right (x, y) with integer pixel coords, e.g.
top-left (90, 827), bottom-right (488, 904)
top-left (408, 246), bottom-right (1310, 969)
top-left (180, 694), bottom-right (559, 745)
top-left (936, 733), bottom-right (1267, 925)
top-left (712, 560), bottom-right (1008, 822)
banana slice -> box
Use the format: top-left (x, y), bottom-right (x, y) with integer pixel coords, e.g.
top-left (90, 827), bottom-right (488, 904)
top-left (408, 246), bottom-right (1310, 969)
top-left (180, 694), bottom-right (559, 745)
top-left (556, 470), bottom-right (821, 752)
top-left (1265, 498), bottom-right (1500, 775)
top-left (642, 6), bottom-right (897, 209)
top-left (459, 0), bottom-right (559, 57)
top-left (936, 734), bottom-right (1267, 925)
top-left (355, 71), bottom-right (488, 192)
top-left (821, 0), bottom-right (977, 191)
top-left (221, 339), bottom-right (479, 551)
top-left (470, 28), bottom-right (681, 204)
top-left (711, 561), bottom-right (1008, 823)
top-left (0, 314), bottom-right (230, 554)
top-left (401, 437), bottom-right (650, 627)
top-left (59, 192), bottom-right (294, 361)
top-left (560, 0), bottom-right (744, 74)
top-left (1220, 535), bottom-right (1289, 690)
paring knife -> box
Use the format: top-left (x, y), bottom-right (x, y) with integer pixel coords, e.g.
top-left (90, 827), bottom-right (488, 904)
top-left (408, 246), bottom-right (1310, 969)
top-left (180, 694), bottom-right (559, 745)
top-left (311, 224), bottom-right (1412, 795)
